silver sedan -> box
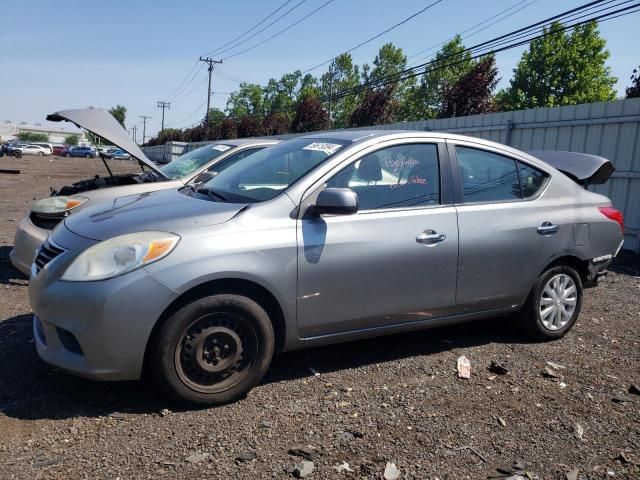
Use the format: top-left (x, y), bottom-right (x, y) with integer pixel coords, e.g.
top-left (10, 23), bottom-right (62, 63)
top-left (28, 131), bottom-right (623, 405)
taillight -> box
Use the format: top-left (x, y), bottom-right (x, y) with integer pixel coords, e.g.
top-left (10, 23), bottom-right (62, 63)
top-left (598, 207), bottom-right (624, 230)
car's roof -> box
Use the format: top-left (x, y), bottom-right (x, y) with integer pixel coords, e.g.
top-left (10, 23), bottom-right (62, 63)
top-left (218, 138), bottom-right (280, 146)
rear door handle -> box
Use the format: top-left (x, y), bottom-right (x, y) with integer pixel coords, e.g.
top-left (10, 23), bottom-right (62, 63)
top-left (416, 229), bottom-right (447, 245)
top-left (537, 222), bottom-right (559, 235)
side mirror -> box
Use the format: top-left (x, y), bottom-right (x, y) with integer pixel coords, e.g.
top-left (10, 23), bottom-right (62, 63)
top-left (194, 170), bottom-right (218, 184)
top-left (312, 188), bottom-right (358, 216)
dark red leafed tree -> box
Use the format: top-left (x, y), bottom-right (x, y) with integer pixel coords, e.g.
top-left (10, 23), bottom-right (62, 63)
top-left (237, 116), bottom-right (262, 138)
top-left (291, 97), bottom-right (330, 133)
top-left (262, 112), bottom-right (291, 136)
top-left (440, 55), bottom-right (499, 118)
top-left (220, 117), bottom-right (238, 139)
top-left (349, 86), bottom-right (398, 127)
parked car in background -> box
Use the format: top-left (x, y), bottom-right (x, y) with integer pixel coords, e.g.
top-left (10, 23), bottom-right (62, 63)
top-left (68, 146), bottom-right (98, 158)
top-left (33, 143), bottom-right (53, 154)
top-left (107, 148), bottom-right (131, 160)
top-left (52, 146), bottom-right (70, 156)
top-left (18, 144), bottom-right (51, 156)
top-left (10, 107), bottom-right (279, 274)
top-left (27, 130), bottom-right (623, 406)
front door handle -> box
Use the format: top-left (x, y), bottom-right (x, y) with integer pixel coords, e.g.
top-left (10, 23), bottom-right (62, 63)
top-left (416, 229), bottom-right (447, 245)
top-left (537, 222), bottom-right (559, 235)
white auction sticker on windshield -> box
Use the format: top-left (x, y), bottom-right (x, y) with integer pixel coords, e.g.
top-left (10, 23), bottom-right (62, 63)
top-left (303, 142), bottom-right (342, 155)
top-left (212, 144), bottom-right (231, 152)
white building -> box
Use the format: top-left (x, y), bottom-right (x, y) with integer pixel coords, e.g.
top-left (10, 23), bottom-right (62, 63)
top-left (0, 120), bottom-right (88, 145)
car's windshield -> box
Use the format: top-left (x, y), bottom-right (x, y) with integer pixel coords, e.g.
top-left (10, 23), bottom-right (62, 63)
top-left (160, 143), bottom-right (234, 180)
top-left (199, 138), bottom-right (349, 203)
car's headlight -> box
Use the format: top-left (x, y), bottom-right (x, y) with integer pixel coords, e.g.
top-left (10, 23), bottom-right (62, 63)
top-left (31, 196), bottom-right (88, 214)
top-left (61, 231), bottom-right (180, 281)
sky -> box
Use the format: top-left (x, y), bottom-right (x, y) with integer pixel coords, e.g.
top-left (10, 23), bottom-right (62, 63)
top-left (0, 0), bottom-right (637, 140)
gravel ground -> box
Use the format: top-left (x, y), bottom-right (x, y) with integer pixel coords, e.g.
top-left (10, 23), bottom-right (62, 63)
top-left (0, 155), bottom-right (639, 479)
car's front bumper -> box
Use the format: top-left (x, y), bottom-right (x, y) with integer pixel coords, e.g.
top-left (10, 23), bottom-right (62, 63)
top-left (29, 226), bottom-right (181, 381)
top-left (10, 215), bottom-right (49, 275)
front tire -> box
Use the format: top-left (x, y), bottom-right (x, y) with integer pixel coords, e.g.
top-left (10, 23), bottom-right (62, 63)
top-left (150, 294), bottom-right (275, 406)
top-left (521, 265), bottom-right (583, 340)
top-left (38, 151), bottom-right (44, 156)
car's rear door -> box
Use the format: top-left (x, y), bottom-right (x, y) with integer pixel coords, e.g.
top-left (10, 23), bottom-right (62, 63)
top-left (296, 138), bottom-right (459, 338)
top-left (448, 139), bottom-right (563, 312)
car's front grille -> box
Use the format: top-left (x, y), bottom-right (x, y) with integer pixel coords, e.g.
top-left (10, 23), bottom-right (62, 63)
top-left (34, 240), bottom-right (65, 273)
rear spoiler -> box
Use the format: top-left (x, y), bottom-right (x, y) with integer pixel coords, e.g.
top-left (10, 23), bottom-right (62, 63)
top-left (527, 150), bottom-right (615, 186)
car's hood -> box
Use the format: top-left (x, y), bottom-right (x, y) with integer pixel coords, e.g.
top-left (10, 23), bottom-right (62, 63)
top-left (528, 150), bottom-right (615, 185)
top-left (47, 107), bottom-right (167, 178)
top-left (64, 188), bottom-right (247, 241)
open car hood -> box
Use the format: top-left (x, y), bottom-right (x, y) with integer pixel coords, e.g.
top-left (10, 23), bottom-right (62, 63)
top-left (528, 150), bottom-right (615, 185)
top-left (47, 107), bottom-right (167, 178)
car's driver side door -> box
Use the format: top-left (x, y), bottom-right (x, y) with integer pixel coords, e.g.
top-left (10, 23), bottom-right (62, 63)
top-left (296, 139), bottom-right (459, 338)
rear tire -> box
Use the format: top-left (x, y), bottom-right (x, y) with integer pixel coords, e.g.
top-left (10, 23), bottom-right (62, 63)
top-left (520, 265), bottom-right (583, 340)
top-left (38, 152), bottom-right (44, 156)
top-left (150, 294), bottom-right (274, 406)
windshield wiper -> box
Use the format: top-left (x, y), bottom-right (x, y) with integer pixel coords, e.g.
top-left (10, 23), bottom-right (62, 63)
top-left (196, 186), bottom-right (227, 202)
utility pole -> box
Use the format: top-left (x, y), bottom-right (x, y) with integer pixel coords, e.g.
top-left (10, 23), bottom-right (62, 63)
top-left (327, 64), bottom-right (334, 124)
top-left (199, 56), bottom-right (222, 136)
top-left (132, 125), bottom-right (138, 144)
top-left (139, 115), bottom-right (151, 145)
top-left (157, 101), bottom-right (170, 134)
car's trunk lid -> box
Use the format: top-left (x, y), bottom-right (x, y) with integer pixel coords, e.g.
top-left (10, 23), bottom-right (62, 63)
top-left (527, 150), bottom-right (615, 186)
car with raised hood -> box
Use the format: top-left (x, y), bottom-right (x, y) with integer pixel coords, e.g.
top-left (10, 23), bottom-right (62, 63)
top-left (29, 131), bottom-right (623, 406)
top-left (9, 107), bottom-right (279, 274)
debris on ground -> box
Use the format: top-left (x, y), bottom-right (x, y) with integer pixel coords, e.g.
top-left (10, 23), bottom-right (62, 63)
top-left (490, 460), bottom-right (538, 479)
top-left (565, 467), bottom-right (579, 480)
top-left (159, 408), bottom-right (171, 417)
top-left (574, 423), bottom-right (584, 440)
top-left (546, 361), bottom-right (566, 370)
top-left (235, 450), bottom-right (257, 464)
top-left (287, 460), bottom-right (314, 478)
top-left (288, 445), bottom-right (318, 461)
top-left (542, 366), bottom-right (562, 379)
top-left (383, 462), bottom-right (401, 480)
top-left (488, 360), bottom-right (510, 375)
top-left (185, 452), bottom-right (210, 464)
top-left (497, 416), bottom-right (507, 427)
top-left (612, 393), bottom-right (636, 403)
top-left (333, 461), bottom-right (353, 473)
top-left (457, 355), bottom-right (471, 379)
top-left (309, 367), bottom-right (320, 377)
top-left (629, 384), bottom-right (640, 395)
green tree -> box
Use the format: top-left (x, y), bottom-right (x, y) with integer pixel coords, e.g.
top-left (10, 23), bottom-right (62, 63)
top-left (17, 132), bottom-right (49, 142)
top-left (364, 43), bottom-right (416, 121)
top-left (264, 71), bottom-right (303, 114)
top-left (226, 83), bottom-right (266, 118)
top-left (497, 21), bottom-right (617, 110)
top-left (64, 134), bottom-right (79, 146)
top-left (205, 107), bottom-right (226, 128)
top-left (297, 73), bottom-right (320, 101)
top-left (407, 35), bottom-right (475, 120)
top-left (321, 53), bottom-right (362, 128)
top-left (626, 65), bottom-right (640, 99)
top-left (108, 105), bottom-right (127, 128)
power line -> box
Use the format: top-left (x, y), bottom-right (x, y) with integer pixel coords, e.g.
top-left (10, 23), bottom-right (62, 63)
top-left (222, 0), bottom-right (336, 60)
top-left (139, 115), bottom-right (151, 144)
top-left (157, 101), bottom-right (171, 133)
top-left (202, 0), bottom-right (306, 57)
top-left (166, 99), bottom-right (209, 128)
top-left (167, 63), bottom-right (205, 102)
top-left (302, 0), bottom-right (444, 74)
top-left (165, 61), bottom-right (201, 101)
top-left (407, 0), bottom-right (538, 64)
top-left (325, 1), bottom-right (639, 103)
top-left (200, 56), bottom-right (223, 136)
top-left (172, 72), bottom-right (208, 103)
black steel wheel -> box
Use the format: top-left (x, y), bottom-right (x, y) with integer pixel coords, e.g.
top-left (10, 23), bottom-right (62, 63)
top-left (150, 293), bottom-right (274, 406)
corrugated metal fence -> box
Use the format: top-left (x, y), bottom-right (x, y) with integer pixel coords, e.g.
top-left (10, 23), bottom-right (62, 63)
top-left (143, 98), bottom-right (640, 251)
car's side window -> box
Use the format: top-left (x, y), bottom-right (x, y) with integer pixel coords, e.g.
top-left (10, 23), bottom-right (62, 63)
top-left (326, 143), bottom-right (440, 210)
top-left (456, 146), bottom-right (521, 203)
top-left (517, 161), bottom-right (548, 198)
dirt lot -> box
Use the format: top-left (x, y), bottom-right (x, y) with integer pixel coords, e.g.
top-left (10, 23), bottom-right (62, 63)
top-left (0, 154), bottom-right (639, 479)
